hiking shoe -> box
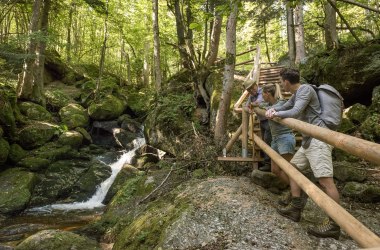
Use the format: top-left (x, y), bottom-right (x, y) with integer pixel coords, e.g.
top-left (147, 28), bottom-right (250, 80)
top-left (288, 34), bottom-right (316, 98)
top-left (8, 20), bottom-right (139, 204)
top-left (307, 219), bottom-right (341, 240)
top-left (277, 197), bottom-right (303, 222)
top-left (277, 191), bottom-right (292, 206)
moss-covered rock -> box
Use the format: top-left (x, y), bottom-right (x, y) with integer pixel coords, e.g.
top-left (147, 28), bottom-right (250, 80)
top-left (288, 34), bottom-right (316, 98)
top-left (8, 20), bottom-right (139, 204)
top-left (57, 131), bottom-right (83, 148)
top-left (370, 85), bottom-right (380, 113)
top-left (342, 182), bottom-right (380, 203)
top-left (44, 89), bottom-right (72, 110)
top-left (15, 229), bottom-right (101, 250)
top-left (17, 157), bottom-right (51, 172)
top-left (75, 127), bottom-right (92, 144)
top-left (337, 117), bottom-right (356, 134)
top-left (17, 122), bottom-right (58, 149)
top-left (31, 142), bottom-right (72, 161)
top-left (346, 103), bottom-right (368, 124)
top-left (250, 169), bottom-right (288, 194)
top-left (359, 113), bottom-right (380, 141)
top-left (0, 138), bottom-right (10, 165)
top-left (0, 90), bottom-right (16, 136)
top-left (333, 161), bottom-right (366, 182)
top-left (30, 159), bottom-right (110, 206)
top-left (0, 125), bottom-right (3, 137)
top-left (88, 95), bottom-right (126, 120)
top-left (0, 168), bottom-right (36, 214)
top-left (59, 103), bottom-right (89, 129)
top-left (8, 143), bottom-right (28, 164)
top-left (18, 101), bottom-right (52, 121)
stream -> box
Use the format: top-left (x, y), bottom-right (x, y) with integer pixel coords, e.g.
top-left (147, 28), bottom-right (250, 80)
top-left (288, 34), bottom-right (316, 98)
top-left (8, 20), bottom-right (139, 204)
top-left (0, 137), bottom-right (146, 248)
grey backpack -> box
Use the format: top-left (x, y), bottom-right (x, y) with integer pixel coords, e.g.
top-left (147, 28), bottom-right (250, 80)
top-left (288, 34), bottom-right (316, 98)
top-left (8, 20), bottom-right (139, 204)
top-left (310, 84), bottom-right (344, 130)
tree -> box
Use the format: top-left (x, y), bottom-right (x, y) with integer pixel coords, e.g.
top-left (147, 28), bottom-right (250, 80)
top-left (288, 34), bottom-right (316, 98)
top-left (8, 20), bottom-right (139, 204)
top-left (17, 0), bottom-right (51, 105)
top-left (206, 3), bottom-right (223, 67)
top-left (152, 0), bottom-right (162, 92)
top-left (324, 0), bottom-right (338, 50)
top-left (214, 0), bottom-right (239, 143)
top-left (286, 1), bottom-right (296, 66)
top-left (95, 0), bottom-right (109, 95)
top-left (294, 1), bottom-right (306, 64)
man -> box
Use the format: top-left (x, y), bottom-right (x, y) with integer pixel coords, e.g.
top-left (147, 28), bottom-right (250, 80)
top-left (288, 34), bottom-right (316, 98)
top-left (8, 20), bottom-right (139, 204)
top-left (265, 68), bottom-right (341, 239)
top-left (243, 79), bottom-right (271, 172)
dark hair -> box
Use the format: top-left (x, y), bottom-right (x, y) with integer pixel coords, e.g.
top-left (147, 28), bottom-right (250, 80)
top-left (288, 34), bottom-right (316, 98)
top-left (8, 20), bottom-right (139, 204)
top-left (262, 83), bottom-right (283, 99)
top-left (280, 68), bottom-right (300, 84)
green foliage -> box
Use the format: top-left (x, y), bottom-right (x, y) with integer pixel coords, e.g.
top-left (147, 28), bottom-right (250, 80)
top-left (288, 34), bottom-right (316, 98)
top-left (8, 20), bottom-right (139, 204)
top-left (152, 93), bottom-right (195, 134)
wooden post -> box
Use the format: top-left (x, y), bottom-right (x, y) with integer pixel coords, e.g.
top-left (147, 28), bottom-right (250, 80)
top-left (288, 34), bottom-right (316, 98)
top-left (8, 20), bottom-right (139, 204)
top-left (253, 134), bottom-right (380, 248)
top-left (242, 109), bottom-right (248, 157)
top-left (224, 125), bottom-right (243, 154)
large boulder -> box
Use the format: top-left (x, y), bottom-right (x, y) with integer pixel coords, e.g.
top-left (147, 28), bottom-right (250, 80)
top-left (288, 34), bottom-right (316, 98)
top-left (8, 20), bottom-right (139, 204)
top-left (57, 130), bottom-right (83, 148)
top-left (30, 159), bottom-right (111, 206)
top-left (31, 142), bottom-right (72, 161)
top-left (44, 89), bottom-right (72, 111)
top-left (333, 161), bottom-right (366, 182)
top-left (250, 169), bottom-right (288, 194)
top-left (17, 122), bottom-right (58, 149)
top-left (15, 229), bottom-right (101, 250)
top-left (359, 113), bottom-right (380, 141)
top-left (17, 156), bottom-right (51, 172)
top-left (59, 103), bottom-right (89, 129)
top-left (346, 103), bottom-right (368, 124)
top-left (370, 85), bottom-right (380, 113)
top-left (0, 168), bottom-right (36, 214)
top-left (18, 102), bottom-right (52, 121)
top-left (88, 95), bottom-right (126, 120)
top-left (0, 138), bottom-right (10, 165)
top-left (0, 90), bottom-right (16, 137)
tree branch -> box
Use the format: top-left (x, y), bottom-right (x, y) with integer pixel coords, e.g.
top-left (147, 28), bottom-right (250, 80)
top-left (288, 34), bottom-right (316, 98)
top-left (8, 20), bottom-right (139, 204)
top-left (337, 0), bottom-right (380, 13)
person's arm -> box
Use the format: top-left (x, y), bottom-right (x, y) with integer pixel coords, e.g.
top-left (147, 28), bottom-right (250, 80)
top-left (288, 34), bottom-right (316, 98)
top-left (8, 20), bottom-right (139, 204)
top-left (275, 86), bottom-right (312, 118)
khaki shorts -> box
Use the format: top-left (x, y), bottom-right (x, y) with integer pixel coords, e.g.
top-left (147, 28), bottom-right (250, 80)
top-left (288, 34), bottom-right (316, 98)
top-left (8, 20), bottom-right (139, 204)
top-left (290, 138), bottom-right (333, 178)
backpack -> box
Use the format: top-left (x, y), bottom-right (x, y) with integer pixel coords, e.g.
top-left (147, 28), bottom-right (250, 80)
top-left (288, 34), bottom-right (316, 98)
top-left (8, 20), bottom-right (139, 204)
top-left (310, 84), bottom-right (344, 130)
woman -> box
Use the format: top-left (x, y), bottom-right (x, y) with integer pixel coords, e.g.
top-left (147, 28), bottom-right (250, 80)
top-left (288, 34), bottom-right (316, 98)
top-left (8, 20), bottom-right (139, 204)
top-left (261, 83), bottom-right (296, 204)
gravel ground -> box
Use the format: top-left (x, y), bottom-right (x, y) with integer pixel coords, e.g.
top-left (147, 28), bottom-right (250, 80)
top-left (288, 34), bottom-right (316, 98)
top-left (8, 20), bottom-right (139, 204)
top-left (161, 177), bottom-right (379, 250)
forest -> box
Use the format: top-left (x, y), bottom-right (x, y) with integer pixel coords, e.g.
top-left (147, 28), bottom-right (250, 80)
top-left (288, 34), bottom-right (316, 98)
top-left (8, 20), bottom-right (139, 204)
top-left (0, 0), bottom-right (380, 249)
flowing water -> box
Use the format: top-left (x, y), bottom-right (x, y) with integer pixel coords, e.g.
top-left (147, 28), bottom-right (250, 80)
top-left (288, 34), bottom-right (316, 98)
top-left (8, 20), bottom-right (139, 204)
top-left (0, 137), bottom-right (146, 247)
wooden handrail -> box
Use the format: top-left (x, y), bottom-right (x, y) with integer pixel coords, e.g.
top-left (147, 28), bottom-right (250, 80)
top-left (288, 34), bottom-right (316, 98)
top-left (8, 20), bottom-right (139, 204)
top-left (253, 108), bottom-right (380, 165)
top-left (253, 134), bottom-right (380, 248)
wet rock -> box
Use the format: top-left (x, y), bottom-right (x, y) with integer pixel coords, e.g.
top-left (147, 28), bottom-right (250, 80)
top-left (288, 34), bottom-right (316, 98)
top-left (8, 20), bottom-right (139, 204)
top-left (0, 168), bottom-right (36, 215)
top-left (370, 85), bottom-right (380, 113)
top-left (88, 95), bottom-right (125, 120)
top-left (30, 159), bottom-right (111, 206)
top-left (342, 182), bottom-right (380, 203)
top-left (92, 120), bottom-right (118, 134)
top-left (57, 131), bottom-right (83, 148)
top-left (14, 229), bottom-right (101, 250)
top-left (17, 122), bottom-right (58, 149)
top-left (18, 102), bottom-right (52, 122)
top-left (30, 142), bottom-right (71, 161)
top-left (118, 114), bottom-right (141, 133)
top-left (333, 161), bottom-right (366, 182)
top-left (59, 103), bottom-right (89, 129)
top-left (113, 128), bottom-right (136, 149)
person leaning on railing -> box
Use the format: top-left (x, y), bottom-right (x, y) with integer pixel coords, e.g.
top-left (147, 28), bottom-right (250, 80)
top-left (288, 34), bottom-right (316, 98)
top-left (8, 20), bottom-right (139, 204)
top-left (265, 68), bottom-right (341, 240)
top-left (243, 79), bottom-right (272, 172)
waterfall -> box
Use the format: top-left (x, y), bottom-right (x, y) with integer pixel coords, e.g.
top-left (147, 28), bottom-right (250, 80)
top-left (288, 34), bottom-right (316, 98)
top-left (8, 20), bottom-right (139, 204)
top-left (27, 137), bottom-right (146, 212)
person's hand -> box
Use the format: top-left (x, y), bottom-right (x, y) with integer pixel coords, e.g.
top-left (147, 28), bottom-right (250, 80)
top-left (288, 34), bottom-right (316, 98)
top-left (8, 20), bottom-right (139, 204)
top-left (265, 108), bottom-right (277, 119)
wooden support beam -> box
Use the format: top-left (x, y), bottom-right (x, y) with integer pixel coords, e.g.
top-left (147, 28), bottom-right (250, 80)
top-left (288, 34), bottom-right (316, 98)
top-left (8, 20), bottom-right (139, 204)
top-left (242, 109), bottom-right (248, 157)
top-left (253, 134), bottom-right (380, 248)
top-left (217, 157), bottom-right (256, 162)
top-left (225, 125), bottom-right (242, 153)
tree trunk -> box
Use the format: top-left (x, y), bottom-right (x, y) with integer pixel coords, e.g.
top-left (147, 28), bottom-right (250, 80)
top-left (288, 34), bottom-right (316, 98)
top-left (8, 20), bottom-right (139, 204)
top-left (96, 0), bottom-right (109, 94)
top-left (206, 8), bottom-right (223, 67)
top-left (286, 2), bottom-right (295, 66)
top-left (324, 0), bottom-right (338, 50)
top-left (17, 0), bottom-right (48, 105)
top-left (294, 1), bottom-right (306, 64)
top-left (263, 20), bottom-right (270, 62)
top-left (152, 0), bottom-right (162, 92)
top-left (66, 0), bottom-right (75, 62)
top-left (214, 0), bottom-right (238, 144)
top-left (143, 41), bottom-right (150, 86)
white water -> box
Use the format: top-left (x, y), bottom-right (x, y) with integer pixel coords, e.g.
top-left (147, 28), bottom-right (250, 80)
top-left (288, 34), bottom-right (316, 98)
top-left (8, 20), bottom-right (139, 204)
top-left (28, 137), bottom-right (146, 212)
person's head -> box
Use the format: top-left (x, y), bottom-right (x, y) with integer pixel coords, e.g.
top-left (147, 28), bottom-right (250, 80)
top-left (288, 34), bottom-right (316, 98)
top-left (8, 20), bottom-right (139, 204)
top-left (262, 83), bottom-right (283, 103)
top-left (279, 68), bottom-right (300, 92)
top-left (244, 79), bottom-right (258, 96)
